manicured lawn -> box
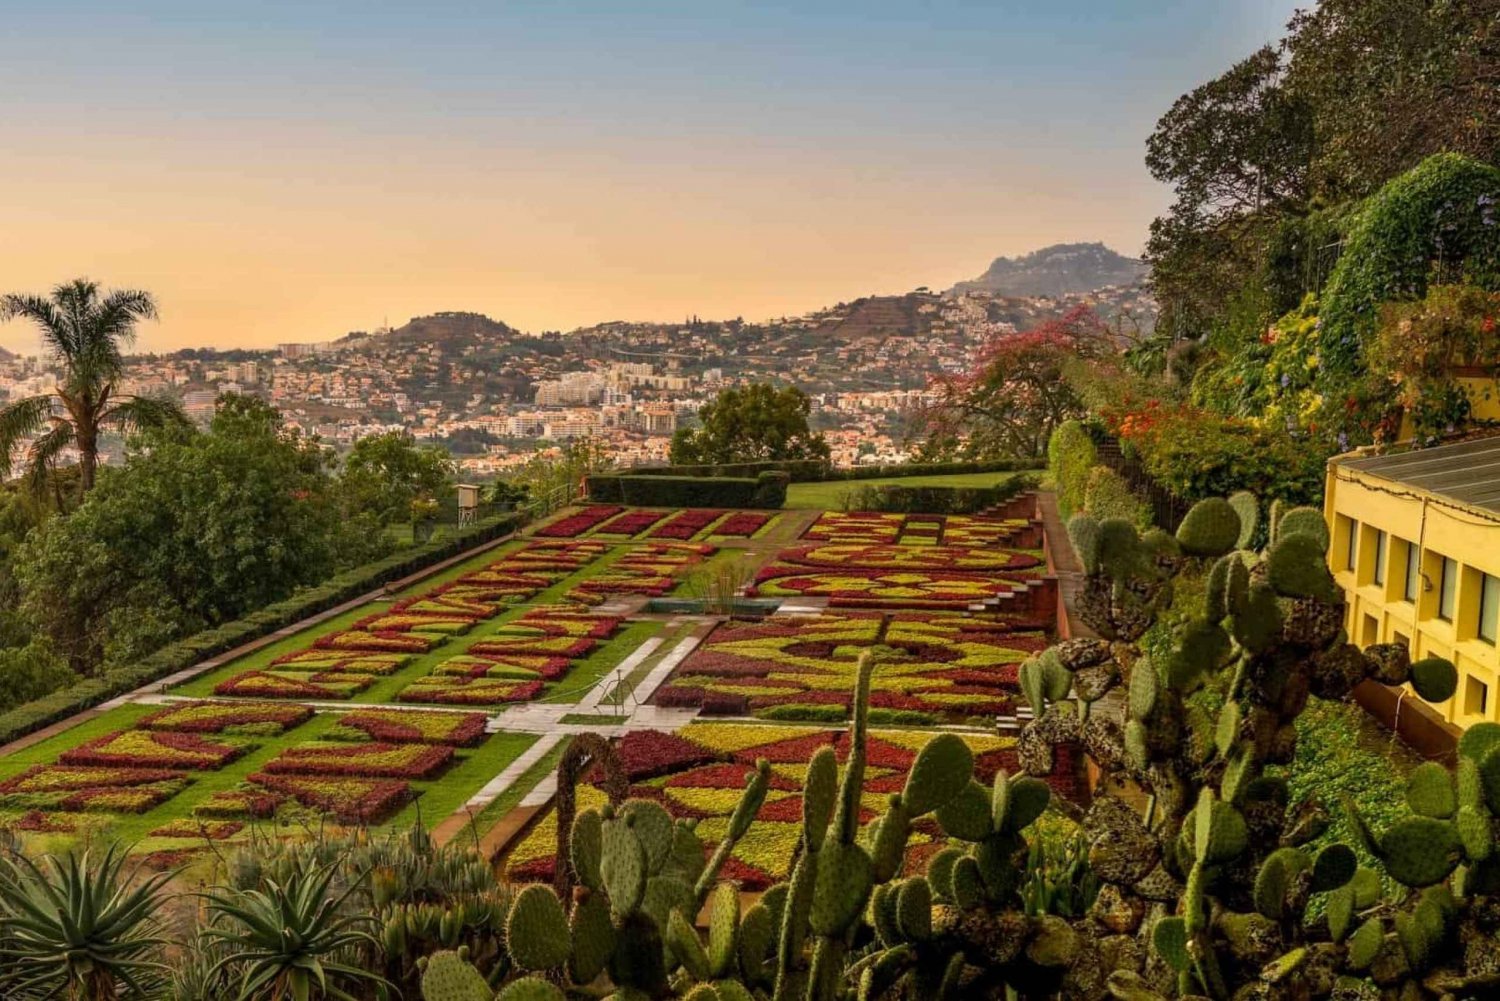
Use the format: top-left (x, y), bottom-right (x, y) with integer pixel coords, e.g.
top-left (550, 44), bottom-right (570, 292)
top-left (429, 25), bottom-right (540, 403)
top-left (783, 471), bottom-right (1024, 510)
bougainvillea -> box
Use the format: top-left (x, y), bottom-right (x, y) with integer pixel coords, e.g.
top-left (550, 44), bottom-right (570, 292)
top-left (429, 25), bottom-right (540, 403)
top-left (246, 772), bottom-right (412, 824)
top-left (504, 722), bottom-right (1062, 889)
top-left (331, 707), bottom-right (488, 746)
top-left (533, 505), bottom-right (625, 538)
top-left (59, 730), bottom-right (245, 771)
top-left (261, 740), bottom-right (454, 779)
top-left (137, 701), bottom-right (313, 735)
top-left (654, 611), bottom-right (1041, 722)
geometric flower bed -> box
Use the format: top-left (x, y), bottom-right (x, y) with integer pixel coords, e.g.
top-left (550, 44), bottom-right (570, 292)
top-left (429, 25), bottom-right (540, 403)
top-left (0, 765), bottom-right (191, 814)
top-left (59, 730), bottom-right (247, 771)
top-left (800, 511), bottom-right (1030, 549)
top-left (563, 543), bottom-right (714, 605)
top-left (214, 670), bottom-right (380, 700)
top-left (396, 675), bottom-right (544, 706)
top-left (137, 701), bottom-right (313, 735)
top-left (260, 740), bottom-right (455, 779)
top-left (209, 540), bottom-right (613, 701)
top-left (242, 773), bottom-right (412, 824)
top-left (711, 511), bottom-right (775, 538)
top-left (649, 509), bottom-right (728, 540)
top-left (592, 509), bottom-right (670, 538)
top-left (393, 609), bottom-right (624, 705)
top-left (535, 505), bottom-right (625, 538)
top-left (801, 512), bottom-right (904, 544)
top-left (149, 818), bottom-right (244, 840)
top-left (504, 722), bottom-right (1077, 889)
top-left (764, 542), bottom-right (1044, 574)
top-left (193, 789), bottom-right (282, 820)
top-left (330, 707), bottom-right (488, 746)
top-left (749, 569), bottom-right (1032, 609)
top-left (654, 611), bottom-right (1043, 723)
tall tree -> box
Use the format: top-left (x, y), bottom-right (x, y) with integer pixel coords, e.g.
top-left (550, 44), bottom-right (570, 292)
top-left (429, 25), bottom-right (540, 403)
top-left (0, 279), bottom-right (187, 499)
top-left (340, 430), bottom-right (456, 523)
top-left (916, 306), bottom-right (1116, 460)
top-left (669, 384), bottom-right (830, 466)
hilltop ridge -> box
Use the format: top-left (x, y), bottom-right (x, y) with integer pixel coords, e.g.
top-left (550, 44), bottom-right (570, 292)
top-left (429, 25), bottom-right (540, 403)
top-left (949, 242), bottom-right (1147, 297)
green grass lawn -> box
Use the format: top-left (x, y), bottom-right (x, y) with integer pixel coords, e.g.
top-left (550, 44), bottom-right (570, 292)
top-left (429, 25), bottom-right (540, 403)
top-left (171, 542), bottom-right (647, 704)
top-left (783, 471), bottom-right (1024, 510)
top-left (0, 702), bottom-right (539, 853)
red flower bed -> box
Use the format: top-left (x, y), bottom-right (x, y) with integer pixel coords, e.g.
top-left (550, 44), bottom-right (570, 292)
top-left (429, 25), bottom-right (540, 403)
top-left (194, 789), bottom-right (282, 820)
top-left (334, 708), bottom-right (488, 746)
top-left (313, 630), bottom-right (439, 653)
top-left (262, 741), bottom-right (454, 779)
top-left (611, 729), bottom-right (725, 780)
top-left (713, 512), bottom-right (772, 537)
top-left (593, 509), bottom-right (671, 537)
top-left (60, 731), bottom-right (244, 771)
top-left (435, 654), bottom-right (573, 680)
top-left (535, 505), bottom-right (625, 538)
top-left (248, 772), bottom-right (412, 824)
top-left (649, 509), bottom-right (727, 539)
top-left (0, 765), bottom-right (184, 793)
top-left (138, 701), bottom-right (313, 734)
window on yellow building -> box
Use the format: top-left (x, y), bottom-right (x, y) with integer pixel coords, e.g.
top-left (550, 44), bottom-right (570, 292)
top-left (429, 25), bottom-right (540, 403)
top-left (1372, 530), bottom-right (1387, 586)
top-left (1466, 675), bottom-right (1489, 717)
top-left (1440, 557), bottom-right (1458, 622)
top-left (1481, 574), bottom-right (1500, 644)
top-left (1403, 539), bottom-right (1420, 602)
top-left (1344, 518), bottom-right (1358, 571)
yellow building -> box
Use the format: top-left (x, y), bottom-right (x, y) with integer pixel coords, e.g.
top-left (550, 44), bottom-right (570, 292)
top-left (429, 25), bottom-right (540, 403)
top-left (1325, 436), bottom-right (1500, 728)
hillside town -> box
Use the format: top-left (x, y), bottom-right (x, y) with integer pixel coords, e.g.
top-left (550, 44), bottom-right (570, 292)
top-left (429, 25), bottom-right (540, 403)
top-left (0, 280), bottom-right (1153, 476)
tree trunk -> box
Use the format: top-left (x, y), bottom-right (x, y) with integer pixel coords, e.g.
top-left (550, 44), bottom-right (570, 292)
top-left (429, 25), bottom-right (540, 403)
top-left (77, 430), bottom-right (97, 500)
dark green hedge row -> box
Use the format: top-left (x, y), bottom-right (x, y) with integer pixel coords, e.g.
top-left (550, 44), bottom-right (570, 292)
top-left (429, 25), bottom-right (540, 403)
top-left (841, 475), bottom-right (1036, 514)
top-left (585, 472), bottom-right (789, 508)
top-left (630, 457), bottom-right (1043, 483)
top-left (0, 512), bottom-right (523, 748)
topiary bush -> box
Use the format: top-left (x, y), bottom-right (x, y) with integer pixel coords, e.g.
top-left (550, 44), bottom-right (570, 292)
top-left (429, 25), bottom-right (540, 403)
top-left (1049, 420), bottom-right (1099, 519)
top-left (1082, 466), bottom-right (1150, 528)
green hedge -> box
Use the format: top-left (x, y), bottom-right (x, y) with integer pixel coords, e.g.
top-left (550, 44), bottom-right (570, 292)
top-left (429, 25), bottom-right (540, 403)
top-left (585, 471), bottom-right (788, 508)
top-left (841, 475), bottom-right (1035, 515)
top-left (1082, 466), bottom-right (1151, 528)
top-left (1047, 421), bottom-right (1097, 518)
top-left (630, 457), bottom-right (1042, 484)
top-left (0, 512), bottom-right (523, 747)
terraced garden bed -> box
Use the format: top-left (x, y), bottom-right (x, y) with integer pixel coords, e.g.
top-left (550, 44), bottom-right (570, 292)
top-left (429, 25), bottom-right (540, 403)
top-left (654, 610), bottom-right (1044, 723)
top-left (504, 721), bottom-right (1079, 889)
top-left (535, 506), bottom-right (780, 542)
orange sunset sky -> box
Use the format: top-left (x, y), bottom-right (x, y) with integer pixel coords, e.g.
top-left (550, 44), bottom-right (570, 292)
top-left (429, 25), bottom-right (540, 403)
top-left (1, 1), bottom-right (1302, 354)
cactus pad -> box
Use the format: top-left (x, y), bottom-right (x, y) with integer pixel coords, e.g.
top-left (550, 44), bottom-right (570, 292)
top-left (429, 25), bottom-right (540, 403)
top-left (809, 841), bottom-right (873, 935)
top-left (1175, 497), bottom-right (1242, 557)
top-left (902, 733), bottom-right (974, 816)
top-left (935, 779), bottom-right (994, 842)
top-left (569, 893), bottom-right (616, 985)
top-left (497, 978), bottom-right (565, 1001)
top-left (1227, 490), bottom-right (1259, 549)
top-left (1266, 532), bottom-right (1336, 600)
top-left (419, 950), bottom-right (493, 1001)
top-left (1276, 506), bottom-right (1330, 548)
top-left (506, 884), bottom-right (572, 972)
top-left (1405, 761), bottom-right (1457, 818)
top-left (1380, 817), bottom-right (1460, 886)
top-left (600, 817), bottom-right (647, 918)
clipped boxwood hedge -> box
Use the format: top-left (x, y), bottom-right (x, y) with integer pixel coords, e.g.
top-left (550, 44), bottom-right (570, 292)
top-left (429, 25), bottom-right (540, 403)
top-left (841, 475), bottom-right (1035, 514)
top-left (585, 471), bottom-right (789, 508)
top-left (629, 457), bottom-right (1042, 483)
top-left (0, 512), bottom-right (523, 747)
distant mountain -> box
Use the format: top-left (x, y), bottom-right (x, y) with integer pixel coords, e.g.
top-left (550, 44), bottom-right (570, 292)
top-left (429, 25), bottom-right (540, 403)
top-left (949, 242), bottom-right (1148, 297)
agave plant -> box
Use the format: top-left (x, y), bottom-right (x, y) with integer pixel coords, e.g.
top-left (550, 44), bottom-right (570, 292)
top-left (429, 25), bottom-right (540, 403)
top-left (204, 860), bottom-right (387, 1001)
top-left (0, 844), bottom-right (172, 1001)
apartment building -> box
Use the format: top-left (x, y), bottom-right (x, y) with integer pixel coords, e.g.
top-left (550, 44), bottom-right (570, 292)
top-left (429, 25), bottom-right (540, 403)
top-left (1325, 436), bottom-right (1500, 728)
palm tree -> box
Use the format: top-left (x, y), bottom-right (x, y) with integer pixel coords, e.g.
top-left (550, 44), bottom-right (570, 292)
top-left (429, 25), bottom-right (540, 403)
top-left (0, 279), bottom-right (188, 500)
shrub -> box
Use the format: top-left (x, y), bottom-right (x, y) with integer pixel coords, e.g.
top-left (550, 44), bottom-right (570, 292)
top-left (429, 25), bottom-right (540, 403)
top-left (584, 474), bottom-right (785, 508)
top-left (1082, 466), bottom-right (1150, 527)
top-left (1047, 420), bottom-right (1096, 517)
top-left (840, 475), bottom-right (1034, 515)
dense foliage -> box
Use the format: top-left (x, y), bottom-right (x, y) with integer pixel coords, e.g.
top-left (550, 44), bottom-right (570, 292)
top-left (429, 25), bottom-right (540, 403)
top-left (670, 384), bottom-right (830, 466)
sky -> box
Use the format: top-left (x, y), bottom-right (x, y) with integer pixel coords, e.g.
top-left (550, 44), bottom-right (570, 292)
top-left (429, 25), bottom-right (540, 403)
top-left (0, 1), bottom-right (1304, 355)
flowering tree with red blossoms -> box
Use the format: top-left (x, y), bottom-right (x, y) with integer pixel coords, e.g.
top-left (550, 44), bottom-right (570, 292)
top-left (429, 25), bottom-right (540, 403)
top-left (915, 305), bottom-right (1117, 459)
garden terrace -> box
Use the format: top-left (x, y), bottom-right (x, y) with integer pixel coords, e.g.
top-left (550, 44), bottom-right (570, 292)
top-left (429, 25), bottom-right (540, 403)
top-left (503, 721), bottom-right (1081, 889)
top-left (652, 610), bottom-right (1046, 724)
top-left (533, 505), bottom-right (783, 543)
